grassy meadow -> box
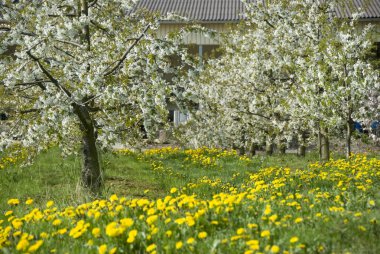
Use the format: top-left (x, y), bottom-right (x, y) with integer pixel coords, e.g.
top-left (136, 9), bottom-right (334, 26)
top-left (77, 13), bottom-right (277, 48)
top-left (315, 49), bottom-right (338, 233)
top-left (0, 147), bottom-right (379, 253)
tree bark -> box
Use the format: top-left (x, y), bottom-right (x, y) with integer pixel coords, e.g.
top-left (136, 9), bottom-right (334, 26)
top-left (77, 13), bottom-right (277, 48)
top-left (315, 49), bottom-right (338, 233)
top-left (74, 104), bottom-right (102, 194)
top-left (346, 116), bottom-right (354, 159)
top-left (81, 126), bottom-right (102, 193)
top-left (248, 142), bottom-right (257, 157)
top-left (278, 138), bottom-right (286, 155)
top-left (80, 0), bottom-right (91, 51)
top-left (237, 129), bottom-right (246, 155)
top-left (320, 127), bottom-right (330, 161)
top-left (298, 131), bottom-right (306, 157)
top-left (265, 135), bottom-right (274, 156)
top-left (318, 129), bottom-right (322, 160)
top-left (76, 0), bottom-right (101, 194)
top-left (238, 146), bottom-right (246, 156)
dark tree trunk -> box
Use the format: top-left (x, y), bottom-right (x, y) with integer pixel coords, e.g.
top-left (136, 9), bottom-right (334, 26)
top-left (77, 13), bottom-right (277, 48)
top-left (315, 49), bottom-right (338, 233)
top-left (278, 138), bottom-right (286, 155)
top-left (321, 127), bottom-right (330, 161)
top-left (265, 135), bottom-right (274, 156)
top-left (73, 104), bottom-right (102, 194)
top-left (238, 146), bottom-right (246, 156)
top-left (298, 132), bottom-right (306, 157)
top-left (236, 129), bottom-right (246, 156)
top-left (233, 144), bottom-right (245, 156)
top-left (346, 116), bottom-right (354, 159)
top-left (318, 129), bottom-right (322, 160)
top-left (76, 0), bottom-right (101, 194)
top-left (81, 126), bottom-right (102, 193)
top-left (248, 142), bottom-right (257, 157)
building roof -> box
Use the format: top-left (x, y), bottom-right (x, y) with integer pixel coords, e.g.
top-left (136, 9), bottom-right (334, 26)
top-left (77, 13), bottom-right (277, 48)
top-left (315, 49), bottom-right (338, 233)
top-left (133, 0), bottom-right (247, 22)
top-left (335, 0), bottom-right (380, 19)
top-left (133, 0), bottom-right (380, 22)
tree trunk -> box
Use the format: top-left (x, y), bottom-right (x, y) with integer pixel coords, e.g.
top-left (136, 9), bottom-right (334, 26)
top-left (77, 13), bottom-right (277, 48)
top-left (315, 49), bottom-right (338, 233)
top-left (265, 135), bottom-right (274, 156)
top-left (248, 142), bottom-right (257, 157)
top-left (346, 117), bottom-right (354, 159)
top-left (238, 146), bottom-right (246, 156)
top-left (298, 131), bottom-right (306, 157)
top-left (80, 0), bottom-right (91, 51)
top-left (278, 138), bottom-right (286, 155)
top-left (77, 0), bottom-right (101, 194)
top-left (236, 129), bottom-right (246, 156)
top-left (318, 129), bottom-right (322, 160)
top-left (320, 127), bottom-right (330, 161)
top-left (74, 104), bottom-right (102, 194)
top-left (81, 128), bottom-right (102, 193)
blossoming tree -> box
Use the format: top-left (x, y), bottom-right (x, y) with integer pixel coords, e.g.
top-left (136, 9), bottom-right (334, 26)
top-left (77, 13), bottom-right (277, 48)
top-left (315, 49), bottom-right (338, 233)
top-left (0, 0), bottom-right (190, 193)
top-left (183, 0), bottom-right (379, 160)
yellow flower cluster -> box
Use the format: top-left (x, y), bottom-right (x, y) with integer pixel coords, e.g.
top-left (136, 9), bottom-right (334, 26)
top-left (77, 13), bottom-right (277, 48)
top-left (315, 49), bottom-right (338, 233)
top-left (143, 147), bottom-right (180, 157)
top-left (114, 149), bottom-right (135, 156)
top-left (0, 145), bottom-right (28, 170)
top-left (0, 153), bottom-right (23, 170)
top-left (184, 147), bottom-right (239, 168)
top-left (0, 154), bottom-right (379, 253)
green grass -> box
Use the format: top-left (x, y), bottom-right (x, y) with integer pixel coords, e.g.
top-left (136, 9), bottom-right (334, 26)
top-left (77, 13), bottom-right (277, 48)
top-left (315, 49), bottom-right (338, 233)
top-left (0, 148), bottom-right (379, 254)
top-left (0, 148), bottom-right (374, 212)
top-left (0, 148), bottom-right (164, 211)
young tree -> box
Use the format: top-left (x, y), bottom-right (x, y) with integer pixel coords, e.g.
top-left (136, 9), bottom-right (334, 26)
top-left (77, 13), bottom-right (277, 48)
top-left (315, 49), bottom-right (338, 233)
top-left (183, 0), bottom-right (379, 159)
top-left (292, 2), bottom-right (379, 159)
top-left (183, 1), bottom-right (305, 153)
top-left (0, 0), bottom-right (189, 194)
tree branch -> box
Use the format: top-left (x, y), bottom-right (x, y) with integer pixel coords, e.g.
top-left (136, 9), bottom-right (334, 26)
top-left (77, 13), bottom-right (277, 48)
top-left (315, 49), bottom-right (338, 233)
top-left (0, 27), bottom-right (36, 36)
top-left (103, 25), bottom-right (151, 77)
top-left (18, 108), bottom-right (41, 114)
top-left (53, 45), bottom-right (76, 58)
top-left (26, 50), bottom-right (72, 97)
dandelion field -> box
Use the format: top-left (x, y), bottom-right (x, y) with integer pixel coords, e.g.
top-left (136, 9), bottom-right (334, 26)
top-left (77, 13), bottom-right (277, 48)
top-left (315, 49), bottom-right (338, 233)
top-left (0, 148), bottom-right (379, 253)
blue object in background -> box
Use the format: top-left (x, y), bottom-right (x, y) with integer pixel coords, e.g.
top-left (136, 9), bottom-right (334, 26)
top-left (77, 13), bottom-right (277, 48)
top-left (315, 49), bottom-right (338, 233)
top-left (354, 121), bottom-right (363, 133)
top-left (371, 120), bottom-right (379, 130)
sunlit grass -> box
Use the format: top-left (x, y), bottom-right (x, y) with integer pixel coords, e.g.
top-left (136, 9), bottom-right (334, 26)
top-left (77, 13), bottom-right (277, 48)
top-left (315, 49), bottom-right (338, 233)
top-left (0, 147), bottom-right (379, 253)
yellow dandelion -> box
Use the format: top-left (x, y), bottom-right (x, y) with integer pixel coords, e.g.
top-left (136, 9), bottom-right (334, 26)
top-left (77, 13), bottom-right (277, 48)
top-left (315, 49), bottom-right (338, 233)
top-left (187, 237), bottom-right (195, 244)
top-left (98, 244), bottom-right (107, 254)
top-left (260, 230), bottom-right (270, 238)
top-left (109, 194), bottom-right (118, 202)
top-left (146, 244), bottom-right (156, 252)
top-left (271, 245), bottom-right (280, 253)
top-left (7, 198), bottom-right (20, 206)
top-left (16, 239), bottom-right (29, 252)
top-left (25, 198), bottom-right (34, 205)
top-left (92, 228), bottom-right (101, 238)
top-left (176, 241), bottom-right (183, 249)
top-left (146, 215), bottom-right (158, 225)
top-left (46, 200), bottom-right (54, 208)
top-left (52, 219), bottom-right (62, 226)
top-left (237, 228), bottom-right (246, 235)
top-left (120, 218), bottom-right (134, 228)
top-left (4, 210), bottom-right (13, 216)
top-left (264, 205), bottom-right (271, 215)
top-left (28, 240), bottom-right (43, 253)
top-left (198, 231), bottom-right (208, 239)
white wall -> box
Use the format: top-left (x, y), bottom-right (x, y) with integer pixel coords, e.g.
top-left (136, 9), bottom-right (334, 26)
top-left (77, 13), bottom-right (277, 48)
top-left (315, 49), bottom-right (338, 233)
top-left (156, 23), bottom-right (235, 45)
